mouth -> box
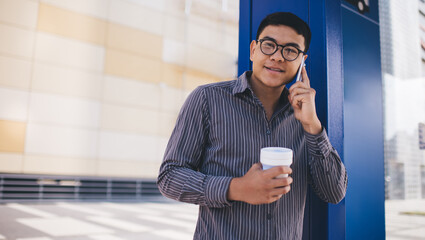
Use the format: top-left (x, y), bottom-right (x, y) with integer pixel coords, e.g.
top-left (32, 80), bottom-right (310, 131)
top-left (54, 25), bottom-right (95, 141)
top-left (264, 66), bottom-right (284, 73)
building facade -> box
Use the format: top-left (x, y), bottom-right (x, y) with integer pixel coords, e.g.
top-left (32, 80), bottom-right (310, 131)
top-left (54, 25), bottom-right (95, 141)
top-left (380, 0), bottom-right (425, 199)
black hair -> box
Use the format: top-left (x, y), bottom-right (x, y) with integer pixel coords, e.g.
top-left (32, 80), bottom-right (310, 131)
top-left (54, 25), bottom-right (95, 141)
top-left (256, 12), bottom-right (311, 52)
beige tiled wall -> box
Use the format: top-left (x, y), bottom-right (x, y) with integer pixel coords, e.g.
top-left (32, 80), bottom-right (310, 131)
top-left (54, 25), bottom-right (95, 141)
top-left (0, 0), bottom-right (239, 178)
top-left (37, 3), bottom-right (107, 46)
top-left (0, 120), bottom-right (26, 153)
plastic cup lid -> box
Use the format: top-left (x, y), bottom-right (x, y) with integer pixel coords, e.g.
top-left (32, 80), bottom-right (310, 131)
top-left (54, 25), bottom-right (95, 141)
top-left (261, 147), bottom-right (293, 160)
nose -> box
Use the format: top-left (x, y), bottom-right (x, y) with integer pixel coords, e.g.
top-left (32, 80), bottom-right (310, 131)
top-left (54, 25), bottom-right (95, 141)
top-left (270, 48), bottom-right (285, 62)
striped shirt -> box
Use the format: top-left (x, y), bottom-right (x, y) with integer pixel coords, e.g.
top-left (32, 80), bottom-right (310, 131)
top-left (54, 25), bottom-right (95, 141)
top-left (157, 71), bottom-right (347, 240)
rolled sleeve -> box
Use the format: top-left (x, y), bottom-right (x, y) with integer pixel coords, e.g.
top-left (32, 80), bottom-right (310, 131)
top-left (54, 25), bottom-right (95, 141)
top-left (305, 127), bottom-right (347, 204)
top-left (205, 176), bottom-right (234, 208)
top-left (158, 87), bottom-right (235, 208)
top-left (304, 127), bottom-right (333, 158)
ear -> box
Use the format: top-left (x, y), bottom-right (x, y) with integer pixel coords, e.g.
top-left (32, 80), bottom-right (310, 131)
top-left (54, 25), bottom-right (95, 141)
top-left (303, 54), bottom-right (308, 61)
top-left (249, 40), bottom-right (257, 61)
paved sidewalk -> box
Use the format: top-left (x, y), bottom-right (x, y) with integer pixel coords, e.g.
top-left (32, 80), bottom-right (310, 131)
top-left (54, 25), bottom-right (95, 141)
top-left (386, 199), bottom-right (425, 240)
top-left (0, 198), bottom-right (423, 239)
top-left (0, 197), bottom-right (197, 240)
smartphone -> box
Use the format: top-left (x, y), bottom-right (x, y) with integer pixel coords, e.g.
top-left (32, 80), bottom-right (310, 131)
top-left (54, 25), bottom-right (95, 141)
top-left (295, 56), bottom-right (306, 82)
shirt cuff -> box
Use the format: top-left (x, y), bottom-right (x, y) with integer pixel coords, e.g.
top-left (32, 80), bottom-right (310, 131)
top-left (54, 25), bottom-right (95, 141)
top-left (204, 176), bottom-right (233, 208)
top-left (304, 127), bottom-right (333, 158)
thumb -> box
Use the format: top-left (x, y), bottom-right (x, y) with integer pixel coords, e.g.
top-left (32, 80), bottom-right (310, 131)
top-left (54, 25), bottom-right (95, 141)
top-left (252, 162), bottom-right (263, 170)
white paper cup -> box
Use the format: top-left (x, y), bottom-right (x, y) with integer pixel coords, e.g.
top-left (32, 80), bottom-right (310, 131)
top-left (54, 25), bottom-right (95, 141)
top-left (260, 147), bottom-right (293, 178)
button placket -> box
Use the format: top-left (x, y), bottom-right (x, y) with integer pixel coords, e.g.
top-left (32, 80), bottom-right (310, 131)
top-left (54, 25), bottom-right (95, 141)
top-left (267, 213), bottom-right (272, 220)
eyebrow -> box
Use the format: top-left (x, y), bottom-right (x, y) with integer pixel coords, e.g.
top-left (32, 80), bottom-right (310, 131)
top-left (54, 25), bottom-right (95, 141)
top-left (262, 36), bottom-right (302, 49)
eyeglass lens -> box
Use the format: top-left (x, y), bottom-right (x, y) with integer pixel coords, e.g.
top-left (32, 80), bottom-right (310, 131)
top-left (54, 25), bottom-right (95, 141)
top-left (260, 40), bottom-right (300, 61)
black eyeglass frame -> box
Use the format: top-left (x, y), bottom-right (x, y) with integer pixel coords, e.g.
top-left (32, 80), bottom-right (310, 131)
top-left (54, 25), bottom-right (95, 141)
top-left (256, 38), bottom-right (306, 62)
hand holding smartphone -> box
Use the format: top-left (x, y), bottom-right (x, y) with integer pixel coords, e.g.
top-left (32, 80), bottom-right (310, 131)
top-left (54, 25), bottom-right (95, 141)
top-left (295, 56), bottom-right (306, 82)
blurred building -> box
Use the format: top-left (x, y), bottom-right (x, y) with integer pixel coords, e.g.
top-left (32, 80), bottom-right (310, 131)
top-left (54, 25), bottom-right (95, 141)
top-left (0, 0), bottom-right (239, 179)
top-left (421, 0), bottom-right (425, 71)
top-left (380, 0), bottom-right (425, 199)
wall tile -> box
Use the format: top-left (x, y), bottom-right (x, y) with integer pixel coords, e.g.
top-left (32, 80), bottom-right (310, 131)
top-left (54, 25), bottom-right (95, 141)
top-left (35, 32), bottom-right (105, 72)
top-left (25, 123), bottom-right (98, 158)
top-left (101, 104), bottom-right (159, 135)
top-left (161, 63), bottom-right (184, 89)
top-left (108, 0), bottom-right (163, 36)
top-left (188, 14), bottom-right (219, 32)
top-left (32, 62), bottom-right (103, 100)
top-left (163, 0), bottom-right (186, 18)
top-left (41, 0), bottom-right (109, 20)
top-left (187, 21), bottom-right (220, 51)
top-left (98, 131), bottom-right (158, 162)
top-left (187, 44), bottom-right (236, 79)
top-left (23, 154), bottom-right (97, 175)
top-left (103, 75), bottom-right (160, 109)
top-left (184, 68), bottom-right (221, 92)
top-left (0, 24), bottom-right (35, 58)
top-left (125, 0), bottom-right (165, 12)
top-left (163, 15), bottom-right (186, 42)
top-left (158, 112), bottom-right (177, 137)
top-left (104, 49), bottom-right (161, 83)
top-left (28, 92), bottom-right (101, 128)
top-left (160, 86), bottom-right (184, 113)
top-left (224, 34), bottom-right (239, 59)
top-left (97, 159), bottom-right (159, 178)
top-left (0, 56), bottom-right (32, 89)
top-left (162, 38), bottom-right (186, 66)
top-left (107, 22), bottom-right (162, 60)
top-left (37, 3), bottom-right (107, 46)
top-left (0, 87), bottom-right (29, 122)
top-left (157, 137), bottom-right (169, 162)
top-left (0, 120), bottom-right (26, 153)
top-left (0, 0), bottom-right (39, 29)
top-left (0, 153), bottom-right (23, 172)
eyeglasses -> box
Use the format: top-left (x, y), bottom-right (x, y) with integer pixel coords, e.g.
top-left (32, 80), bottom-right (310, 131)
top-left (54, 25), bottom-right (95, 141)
top-left (257, 38), bottom-right (305, 61)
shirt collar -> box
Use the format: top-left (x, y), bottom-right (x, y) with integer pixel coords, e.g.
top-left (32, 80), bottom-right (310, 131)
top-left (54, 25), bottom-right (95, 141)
top-left (232, 71), bottom-right (253, 95)
top-left (232, 71), bottom-right (290, 108)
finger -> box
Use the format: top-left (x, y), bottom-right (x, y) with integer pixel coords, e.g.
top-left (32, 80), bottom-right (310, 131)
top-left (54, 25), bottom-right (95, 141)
top-left (263, 166), bottom-right (292, 178)
top-left (290, 93), bottom-right (313, 107)
top-left (289, 80), bottom-right (307, 92)
top-left (270, 185), bottom-right (291, 196)
top-left (288, 88), bottom-right (310, 103)
top-left (301, 66), bottom-right (310, 87)
top-left (271, 176), bottom-right (293, 188)
top-left (267, 195), bottom-right (282, 203)
top-left (251, 162), bottom-right (263, 171)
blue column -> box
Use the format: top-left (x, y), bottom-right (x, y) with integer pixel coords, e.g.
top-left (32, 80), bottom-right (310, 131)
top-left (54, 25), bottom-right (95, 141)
top-left (341, 1), bottom-right (385, 239)
top-left (238, 0), bottom-right (385, 239)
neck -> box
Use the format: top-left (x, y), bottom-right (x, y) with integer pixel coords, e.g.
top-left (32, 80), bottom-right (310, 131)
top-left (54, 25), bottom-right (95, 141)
top-left (250, 79), bottom-right (284, 120)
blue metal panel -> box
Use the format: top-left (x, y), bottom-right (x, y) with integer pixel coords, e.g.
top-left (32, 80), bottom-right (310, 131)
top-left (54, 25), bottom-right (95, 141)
top-left (322, 1), bottom-right (346, 239)
top-left (251, 1), bottom-right (308, 41)
top-left (238, 0), bottom-right (252, 75)
top-left (341, 5), bottom-right (385, 240)
top-left (308, 0), bottom-right (346, 239)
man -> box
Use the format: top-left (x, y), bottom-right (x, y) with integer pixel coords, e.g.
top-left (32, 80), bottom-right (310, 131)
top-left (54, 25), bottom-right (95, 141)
top-left (157, 12), bottom-right (347, 239)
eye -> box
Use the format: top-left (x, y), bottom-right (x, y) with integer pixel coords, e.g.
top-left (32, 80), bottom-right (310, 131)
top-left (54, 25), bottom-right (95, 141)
top-left (263, 40), bottom-right (276, 49)
top-left (284, 47), bottom-right (298, 54)
top-left (283, 47), bottom-right (298, 56)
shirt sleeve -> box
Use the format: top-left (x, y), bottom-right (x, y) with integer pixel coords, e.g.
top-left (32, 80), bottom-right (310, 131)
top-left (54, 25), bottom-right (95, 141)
top-left (305, 128), bottom-right (348, 204)
top-left (157, 87), bottom-right (233, 208)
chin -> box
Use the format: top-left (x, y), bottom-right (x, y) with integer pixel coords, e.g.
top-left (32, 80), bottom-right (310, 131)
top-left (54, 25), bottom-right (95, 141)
top-left (262, 79), bottom-right (287, 88)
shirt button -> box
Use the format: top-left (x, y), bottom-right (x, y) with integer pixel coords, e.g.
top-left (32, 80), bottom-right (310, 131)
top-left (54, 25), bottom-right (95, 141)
top-left (267, 213), bottom-right (272, 220)
top-left (266, 130), bottom-right (271, 135)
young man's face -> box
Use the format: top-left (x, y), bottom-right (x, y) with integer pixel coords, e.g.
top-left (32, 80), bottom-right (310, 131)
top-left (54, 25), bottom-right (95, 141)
top-left (250, 25), bottom-right (306, 90)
